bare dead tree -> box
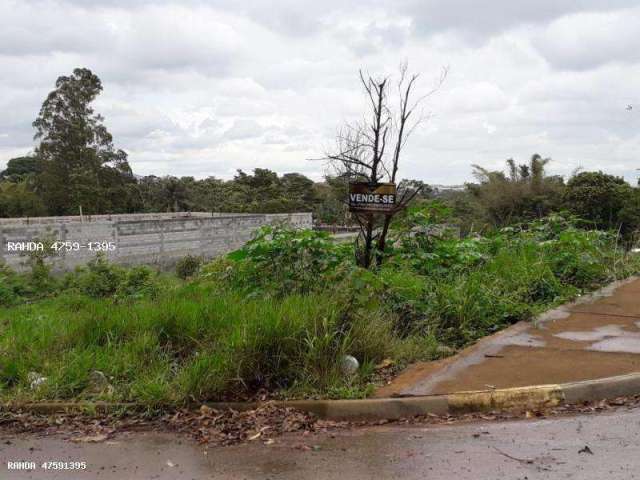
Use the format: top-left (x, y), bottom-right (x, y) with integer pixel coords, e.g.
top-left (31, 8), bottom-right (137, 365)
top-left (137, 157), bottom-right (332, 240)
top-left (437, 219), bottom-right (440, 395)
top-left (324, 63), bottom-right (447, 268)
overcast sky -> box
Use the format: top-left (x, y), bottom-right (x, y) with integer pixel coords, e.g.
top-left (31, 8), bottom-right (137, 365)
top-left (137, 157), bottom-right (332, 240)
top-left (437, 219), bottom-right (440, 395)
top-left (1, 0), bottom-right (640, 184)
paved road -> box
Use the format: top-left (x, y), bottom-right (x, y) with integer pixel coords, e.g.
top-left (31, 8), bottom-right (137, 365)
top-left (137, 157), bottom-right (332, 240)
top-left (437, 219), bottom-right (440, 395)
top-left (2, 407), bottom-right (640, 479)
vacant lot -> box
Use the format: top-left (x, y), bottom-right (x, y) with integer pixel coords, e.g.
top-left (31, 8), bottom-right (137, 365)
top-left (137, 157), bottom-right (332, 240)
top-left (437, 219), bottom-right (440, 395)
top-left (1, 213), bottom-right (638, 407)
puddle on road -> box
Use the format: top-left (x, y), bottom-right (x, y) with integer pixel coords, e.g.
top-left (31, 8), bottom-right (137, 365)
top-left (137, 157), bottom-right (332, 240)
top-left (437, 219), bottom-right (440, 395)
top-left (553, 324), bottom-right (640, 353)
top-left (554, 325), bottom-right (627, 342)
top-left (590, 337), bottom-right (640, 354)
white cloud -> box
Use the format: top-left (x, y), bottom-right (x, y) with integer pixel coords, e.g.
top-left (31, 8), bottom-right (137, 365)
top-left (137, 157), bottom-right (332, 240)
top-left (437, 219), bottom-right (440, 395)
top-left (1, 0), bottom-right (640, 185)
top-left (223, 119), bottom-right (266, 141)
top-left (532, 7), bottom-right (640, 70)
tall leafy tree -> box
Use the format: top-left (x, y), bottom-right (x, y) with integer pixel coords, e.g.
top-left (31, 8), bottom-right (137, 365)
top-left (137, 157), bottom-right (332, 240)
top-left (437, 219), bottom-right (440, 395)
top-left (312, 174), bottom-right (351, 225)
top-left (0, 156), bottom-right (39, 182)
top-left (190, 176), bottom-right (228, 212)
top-left (232, 169), bottom-right (283, 212)
top-left (281, 173), bottom-right (316, 205)
top-left (136, 175), bottom-right (192, 213)
top-left (564, 171), bottom-right (633, 230)
top-left (33, 68), bottom-right (133, 215)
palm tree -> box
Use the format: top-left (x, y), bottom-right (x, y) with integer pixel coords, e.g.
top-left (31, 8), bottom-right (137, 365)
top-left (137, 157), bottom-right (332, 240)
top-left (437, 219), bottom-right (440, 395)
top-left (529, 154), bottom-right (550, 193)
top-left (469, 154), bottom-right (562, 226)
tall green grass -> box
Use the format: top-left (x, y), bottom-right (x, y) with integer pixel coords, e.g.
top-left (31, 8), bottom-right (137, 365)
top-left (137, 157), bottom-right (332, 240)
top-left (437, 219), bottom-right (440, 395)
top-left (0, 282), bottom-right (412, 405)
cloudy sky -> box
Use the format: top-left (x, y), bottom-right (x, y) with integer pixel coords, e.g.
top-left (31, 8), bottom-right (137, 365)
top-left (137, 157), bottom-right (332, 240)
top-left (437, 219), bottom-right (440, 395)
top-left (1, 0), bottom-right (640, 184)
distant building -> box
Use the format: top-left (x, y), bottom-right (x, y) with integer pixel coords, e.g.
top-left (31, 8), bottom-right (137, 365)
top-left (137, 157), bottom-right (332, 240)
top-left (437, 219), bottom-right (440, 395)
top-left (431, 184), bottom-right (466, 195)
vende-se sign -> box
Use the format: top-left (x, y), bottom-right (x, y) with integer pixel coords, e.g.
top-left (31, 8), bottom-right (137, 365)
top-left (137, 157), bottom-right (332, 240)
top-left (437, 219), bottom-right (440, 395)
top-left (349, 183), bottom-right (397, 213)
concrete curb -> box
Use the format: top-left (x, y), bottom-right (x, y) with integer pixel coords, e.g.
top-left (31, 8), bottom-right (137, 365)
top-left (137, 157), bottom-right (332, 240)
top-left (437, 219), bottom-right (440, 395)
top-left (207, 373), bottom-right (640, 420)
top-left (0, 402), bottom-right (138, 415)
top-left (4, 373), bottom-right (639, 421)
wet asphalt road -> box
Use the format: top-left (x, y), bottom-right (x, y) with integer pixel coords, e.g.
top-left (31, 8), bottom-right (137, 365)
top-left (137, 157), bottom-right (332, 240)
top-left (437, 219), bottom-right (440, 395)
top-left (2, 406), bottom-right (640, 479)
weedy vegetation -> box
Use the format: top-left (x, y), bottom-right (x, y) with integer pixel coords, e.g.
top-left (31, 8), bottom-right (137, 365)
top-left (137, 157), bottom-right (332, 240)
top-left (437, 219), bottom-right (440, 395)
top-left (1, 207), bottom-right (638, 407)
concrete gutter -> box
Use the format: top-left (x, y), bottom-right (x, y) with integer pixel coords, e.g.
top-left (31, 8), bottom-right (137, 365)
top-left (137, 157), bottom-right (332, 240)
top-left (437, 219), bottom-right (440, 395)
top-left (246, 372), bottom-right (640, 420)
top-left (3, 372), bottom-right (639, 421)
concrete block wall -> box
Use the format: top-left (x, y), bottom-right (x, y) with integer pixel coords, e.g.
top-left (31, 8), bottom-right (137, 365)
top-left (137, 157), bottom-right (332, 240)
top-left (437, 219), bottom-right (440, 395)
top-left (0, 212), bottom-right (312, 272)
top-left (0, 211), bottom-right (240, 226)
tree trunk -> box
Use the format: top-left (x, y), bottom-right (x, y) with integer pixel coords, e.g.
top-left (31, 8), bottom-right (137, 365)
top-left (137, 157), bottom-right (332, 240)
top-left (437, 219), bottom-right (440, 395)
top-left (362, 215), bottom-right (374, 268)
top-left (375, 215), bottom-right (392, 266)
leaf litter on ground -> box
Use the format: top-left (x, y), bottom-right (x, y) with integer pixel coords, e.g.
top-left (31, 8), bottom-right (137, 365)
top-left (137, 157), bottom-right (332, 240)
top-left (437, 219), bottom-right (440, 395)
top-left (0, 395), bottom-right (638, 448)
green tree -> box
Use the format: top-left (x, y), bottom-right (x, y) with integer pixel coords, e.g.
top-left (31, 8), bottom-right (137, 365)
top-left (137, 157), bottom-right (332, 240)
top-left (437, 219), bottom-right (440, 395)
top-left (33, 68), bottom-right (133, 215)
top-left (0, 156), bottom-right (39, 182)
top-left (233, 169), bottom-right (280, 211)
top-left (470, 154), bottom-right (565, 226)
top-left (137, 176), bottom-right (192, 212)
top-left (189, 176), bottom-right (228, 212)
top-left (312, 175), bottom-right (351, 225)
top-left (618, 188), bottom-right (640, 240)
top-left (564, 171), bottom-right (635, 231)
top-left (398, 179), bottom-right (434, 200)
top-left (0, 181), bottom-right (46, 217)
top-left (281, 173), bottom-right (316, 209)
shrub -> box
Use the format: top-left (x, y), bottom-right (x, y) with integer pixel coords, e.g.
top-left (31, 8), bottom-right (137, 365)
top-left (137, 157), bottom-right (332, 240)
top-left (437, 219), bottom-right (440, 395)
top-left (0, 264), bottom-right (26, 306)
top-left (116, 265), bottom-right (160, 300)
top-left (207, 226), bottom-right (351, 296)
top-left (175, 254), bottom-right (202, 279)
top-left (65, 256), bottom-right (164, 300)
top-left (0, 283), bottom-right (15, 307)
top-left (75, 255), bottom-right (125, 298)
top-left (21, 235), bottom-right (59, 295)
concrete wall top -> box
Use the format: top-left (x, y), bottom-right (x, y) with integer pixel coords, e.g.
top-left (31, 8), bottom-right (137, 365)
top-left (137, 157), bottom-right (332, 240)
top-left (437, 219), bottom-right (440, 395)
top-left (0, 211), bottom-right (302, 226)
